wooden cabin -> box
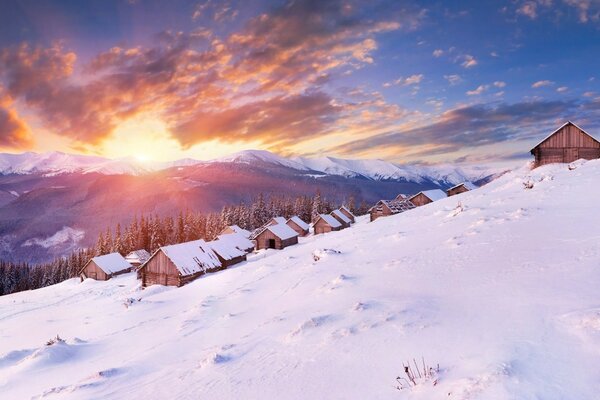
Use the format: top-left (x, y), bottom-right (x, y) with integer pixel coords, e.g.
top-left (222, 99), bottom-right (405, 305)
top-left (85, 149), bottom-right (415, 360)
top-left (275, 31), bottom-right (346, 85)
top-left (139, 240), bottom-right (223, 287)
top-left (446, 182), bottom-right (478, 197)
top-left (267, 216), bottom-right (288, 226)
top-left (251, 224), bottom-right (299, 250)
top-left (215, 232), bottom-right (254, 254)
top-left (330, 209), bottom-right (351, 229)
top-left (125, 249), bottom-right (151, 268)
top-left (395, 194), bottom-right (408, 201)
top-left (313, 214), bottom-right (342, 234)
top-left (79, 253), bottom-right (132, 281)
top-left (338, 206), bottom-right (355, 223)
top-left (209, 239), bottom-right (247, 268)
top-left (530, 121), bottom-right (600, 167)
top-left (408, 189), bottom-right (447, 207)
top-left (220, 225), bottom-right (251, 238)
top-left (286, 216), bottom-right (309, 236)
top-left (369, 199), bottom-right (415, 222)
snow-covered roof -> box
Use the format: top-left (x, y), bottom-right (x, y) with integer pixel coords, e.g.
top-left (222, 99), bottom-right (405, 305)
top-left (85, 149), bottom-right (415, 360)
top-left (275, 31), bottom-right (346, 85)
top-left (339, 205), bottom-right (355, 217)
top-left (216, 233), bottom-right (254, 252)
top-left (90, 253), bottom-right (131, 275)
top-left (125, 249), bottom-right (151, 264)
top-left (222, 225), bottom-right (251, 238)
top-left (369, 199), bottom-right (416, 214)
top-left (161, 240), bottom-right (222, 276)
top-left (317, 213), bottom-right (342, 228)
top-left (529, 121), bottom-right (600, 151)
top-left (448, 181), bottom-right (478, 191)
top-left (208, 238), bottom-right (247, 261)
top-left (331, 209), bottom-right (351, 224)
top-left (411, 189), bottom-right (447, 202)
top-left (266, 223), bottom-right (299, 240)
top-left (287, 216), bottom-right (309, 230)
top-left (270, 217), bottom-right (288, 225)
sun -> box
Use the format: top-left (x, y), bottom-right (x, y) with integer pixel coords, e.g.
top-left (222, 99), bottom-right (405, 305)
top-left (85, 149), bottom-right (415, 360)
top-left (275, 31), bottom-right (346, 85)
top-left (134, 154), bottom-right (150, 163)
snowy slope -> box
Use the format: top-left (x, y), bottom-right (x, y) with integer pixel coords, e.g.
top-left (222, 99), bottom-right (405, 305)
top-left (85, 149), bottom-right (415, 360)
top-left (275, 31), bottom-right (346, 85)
top-left (2, 160), bottom-right (600, 399)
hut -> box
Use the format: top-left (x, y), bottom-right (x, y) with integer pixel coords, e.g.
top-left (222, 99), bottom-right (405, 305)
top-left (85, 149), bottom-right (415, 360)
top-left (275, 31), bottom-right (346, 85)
top-left (369, 198), bottom-right (415, 222)
top-left (286, 216), bottom-right (310, 236)
top-left (313, 214), bottom-right (342, 234)
top-left (409, 189), bottom-right (446, 207)
top-left (530, 121), bottom-right (600, 167)
top-left (79, 253), bottom-right (132, 281)
top-left (139, 240), bottom-right (222, 287)
top-left (208, 239), bottom-right (248, 268)
top-left (251, 224), bottom-right (299, 250)
top-left (267, 216), bottom-right (288, 226)
top-left (125, 249), bottom-right (151, 268)
top-left (220, 225), bottom-right (251, 238)
top-left (215, 232), bottom-right (254, 254)
top-left (446, 182), bottom-right (478, 197)
top-left (395, 194), bottom-right (409, 200)
top-left (338, 206), bottom-right (355, 223)
top-left (330, 209), bottom-right (352, 229)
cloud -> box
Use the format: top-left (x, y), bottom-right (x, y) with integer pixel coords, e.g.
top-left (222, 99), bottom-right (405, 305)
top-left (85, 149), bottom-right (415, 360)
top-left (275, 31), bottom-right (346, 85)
top-left (466, 85), bottom-right (489, 95)
top-left (461, 54), bottom-right (478, 68)
top-left (493, 81), bottom-right (507, 88)
top-left (0, 105), bottom-right (33, 149)
top-left (444, 74), bottom-right (462, 85)
top-left (517, 1), bottom-right (538, 19)
top-left (531, 80), bottom-right (554, 88)
top-left (329, 99), bottom-right (586, 158)
top-left (557, 86), bottom-right (569, 92)
top-left (384, 74), bottom-right (424, 87)
top-left (432, 49), bottom-right (444, 57)
top-left (563, 0), bottom-right (600, 23)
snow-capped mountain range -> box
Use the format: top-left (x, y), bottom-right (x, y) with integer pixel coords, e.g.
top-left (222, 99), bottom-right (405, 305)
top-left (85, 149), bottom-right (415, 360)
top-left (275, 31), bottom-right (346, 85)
top-left (0, 150), bottom-right (504, 186)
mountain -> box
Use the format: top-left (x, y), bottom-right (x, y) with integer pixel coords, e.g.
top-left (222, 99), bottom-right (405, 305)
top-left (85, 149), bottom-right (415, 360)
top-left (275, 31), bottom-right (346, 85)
top-left (1, 160), bottom-right (599, 399)
top-left (0, 150), bottom-right (508, 263)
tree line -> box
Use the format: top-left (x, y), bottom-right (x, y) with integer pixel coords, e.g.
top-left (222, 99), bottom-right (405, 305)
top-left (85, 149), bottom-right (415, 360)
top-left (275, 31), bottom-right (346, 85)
top-left (0, 191), bottom-right (369, 296)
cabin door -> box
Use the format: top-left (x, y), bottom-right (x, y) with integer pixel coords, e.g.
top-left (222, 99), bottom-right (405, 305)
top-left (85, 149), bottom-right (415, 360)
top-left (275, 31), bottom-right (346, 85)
top-left (564, 148), bottom-right (578, 163)
top-left (268, 239), bottom-right (276, 249)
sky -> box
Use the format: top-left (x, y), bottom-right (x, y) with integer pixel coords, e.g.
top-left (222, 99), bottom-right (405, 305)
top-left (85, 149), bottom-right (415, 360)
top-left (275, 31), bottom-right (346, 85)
top-left (0, 0), bottom-right (600, 165)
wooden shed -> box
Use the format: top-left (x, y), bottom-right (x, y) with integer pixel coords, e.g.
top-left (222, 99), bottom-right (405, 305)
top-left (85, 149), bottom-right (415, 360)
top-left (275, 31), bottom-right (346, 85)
top-left (139, 240), bottom-right (223, 287)
top-left (125, 249), bottom-right (151, 268)
top-left (530, 121), bottom-right (600, 167)
top-left (267, 216), bottom-right (288, 226)
top-left (313, 214), bottom-right (342, 234)
top-left (208, 238), bottom-right (248, 268)
top-left (338, 206), bottom-right (355, 223)
top-left (446, 182), bottom-right (478, 197)
top-left (368, 199), bottom-right (415, 222)
top-left (79, 253), bottom-right (132, 281)
top-left (220, 225), bottom-right (251, 238)
top-left (286, 216), bottom-right (310, 236)
top-left (251, 223), bottom-right (299, 250)
top-left (215, 232), bottom-right (255, 254)
top-left (330, 209), bottom-right (351, 229)
top-left (409, 189), bottom-right (447, 207)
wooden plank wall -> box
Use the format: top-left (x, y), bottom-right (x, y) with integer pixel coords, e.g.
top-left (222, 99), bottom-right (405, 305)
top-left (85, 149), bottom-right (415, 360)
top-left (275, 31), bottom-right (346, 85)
top-left (410, 193), bottom-right (433, 207)
top-left (82, 261), bottom-right (108, 281)
top-left (538, 124), bottom-right (600, 149)
top-left (447, 185), bottom-right (469, 197)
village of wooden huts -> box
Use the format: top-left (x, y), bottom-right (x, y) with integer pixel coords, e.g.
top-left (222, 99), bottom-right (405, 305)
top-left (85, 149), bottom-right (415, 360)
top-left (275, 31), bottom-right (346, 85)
top-left (286, 216), bottom-right (310, 236)
top-left (79, 252), bottom-right (132, 281)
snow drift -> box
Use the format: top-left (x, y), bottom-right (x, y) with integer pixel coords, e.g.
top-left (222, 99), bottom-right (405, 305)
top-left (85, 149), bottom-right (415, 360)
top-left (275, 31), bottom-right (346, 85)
top-left (1, 160), bottom-right (600, 399)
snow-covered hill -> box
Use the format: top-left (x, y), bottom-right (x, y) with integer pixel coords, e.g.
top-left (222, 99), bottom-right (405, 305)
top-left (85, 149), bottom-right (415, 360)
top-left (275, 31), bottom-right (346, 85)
top-left (0, 150), bottom-right (502, 186)
top-left (1, 160), bottom-right (599, 399)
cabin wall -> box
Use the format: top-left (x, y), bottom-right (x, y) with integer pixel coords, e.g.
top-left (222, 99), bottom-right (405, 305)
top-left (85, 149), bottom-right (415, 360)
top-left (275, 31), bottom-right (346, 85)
top-left (81, 260), bottom-right (108, 281)
top-left (370, 204), bottom-right (393, 222)
top-left (216, 254), bottom-right (247, 268)
top-left (331, 214), bottom-right (350, 229)
top-left (141, 251), bottom-right (181, 287)
top-left (255, 230), bottom-right (298, 250)
top-left (286, 220), bottom-right (308, 237)
top-left (410, 193), bottom-right (433, 207)
top-left (339, 209), bottom-right (355, 223)
top-left (447, 185), bottom-right (469, 197)
top-left (533, 124), bottom-right (600, 167)
top-left (314, 220), bottom-right (341, 234)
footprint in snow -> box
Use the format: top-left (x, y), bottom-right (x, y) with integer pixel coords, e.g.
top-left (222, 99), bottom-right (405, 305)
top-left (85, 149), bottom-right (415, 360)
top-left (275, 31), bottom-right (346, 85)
top-left (286, 315), bottom-right (333, 340)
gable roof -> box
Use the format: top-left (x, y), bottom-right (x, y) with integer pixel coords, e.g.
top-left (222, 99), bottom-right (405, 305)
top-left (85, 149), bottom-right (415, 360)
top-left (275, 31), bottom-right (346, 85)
top-left (339, 205), bottom-right (355, 216)
top-left (208, 237), bottom-right (247, 261)
top-left (410, 189), bottom-right (446, 202)
top-left (287, 216), bottom-right (309, 230)
top-left (331, 209), bottom-right (351, 224)
top-left (222, 225), bottom-right (251, 238)
top-left (448, 181), bottom-right (478, 192)
top-left (125, 249), bottom-right (151, 264)
top-left (530, 121), bottom-right (600, 151)
top-left (87, 253), bottom-right (131, 275)
top-left (370, 198), bottom-right (416, 213)
top-left (316, 213), bottom-right (342, 228)
top-left (215, 232), bottom-right (254, 252)
top-left (160, 240), bottom-right (222, 276)
top-left (266, 223), bottom-right (299, 240)
top-left (269, 217), bottom-right (288, 226)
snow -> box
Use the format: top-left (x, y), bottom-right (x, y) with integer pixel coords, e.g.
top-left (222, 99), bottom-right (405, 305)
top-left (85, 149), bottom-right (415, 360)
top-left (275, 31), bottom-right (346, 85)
top-left (125, 250), bottom-right (151, 265)
top-left (2, 160), bottom-right (600, 398)
top-left (288, 216), bottom-right (309, 230)
top-left (222, 225), bottom-right (251, 238)
top-left (331, 209), bottom-right (351, 224)
top-left (266, 223), bottom-right (299, 240)
top-left (88, 253), bottom-right (131, 275)
top-left (160, 240), bottom-right (222, 275)
top-left (270, 216), bottom-right (288, 225)
top-left (215, 233), bottom-right (254, 253)
top-left (22, 227), bottom-right (85, 249)
top-left (208, 238), bottom-right (247, 261)
top-left (318, 213), bottom-right (342, 228)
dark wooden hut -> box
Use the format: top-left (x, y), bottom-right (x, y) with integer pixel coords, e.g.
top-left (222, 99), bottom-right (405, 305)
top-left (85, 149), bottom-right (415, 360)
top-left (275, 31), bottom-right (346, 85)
top-left (530, 121), bottom-right (600, 167)
top-left (330, 209), bottom-right (351, 229)
top-left (368, 199), bottom-right (415, 222)
top-left (446, 182), bottom-right (478, 197)
top-left (251, 224), bottom-right (299, 250)
top-left (313, 214), bottom-right (342, 234)
top-left (286, 216), bottom-right (310, 236)
top-left (338, 206), bottom-right (355, 223)
top-left (79, 253), bottom-right (132, 281)
top-left (408, 189), bottom-right (446, 207)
